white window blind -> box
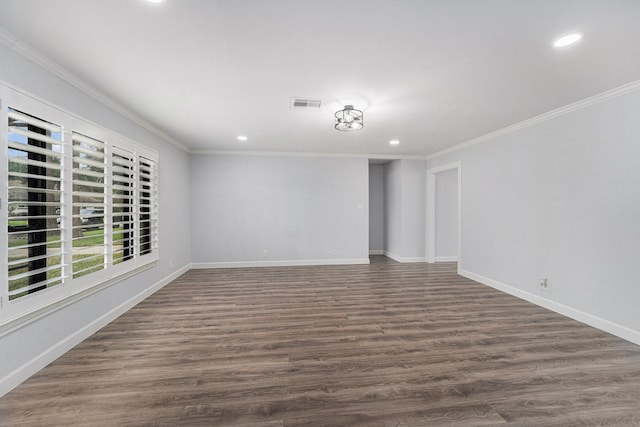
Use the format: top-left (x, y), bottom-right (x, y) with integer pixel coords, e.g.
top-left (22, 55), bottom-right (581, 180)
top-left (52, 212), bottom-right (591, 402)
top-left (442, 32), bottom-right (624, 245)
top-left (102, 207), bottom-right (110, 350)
top-left (111, 146), bottom-right (136, 265)
top-left (138, 156), bottom-right (158, 256)
top-left (71, 132), bottom-right (106, 278)
top-left (7, 108), bottom-right (65, 300)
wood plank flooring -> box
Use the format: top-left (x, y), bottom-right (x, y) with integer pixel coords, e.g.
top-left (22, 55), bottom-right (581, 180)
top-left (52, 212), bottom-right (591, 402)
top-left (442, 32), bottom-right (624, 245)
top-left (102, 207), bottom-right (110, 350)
top-left (2, 256), bottom-right (640, 426)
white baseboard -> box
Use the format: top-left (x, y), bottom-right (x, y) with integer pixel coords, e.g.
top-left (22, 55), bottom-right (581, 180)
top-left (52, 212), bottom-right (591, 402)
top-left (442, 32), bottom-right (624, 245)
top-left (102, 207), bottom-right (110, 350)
top-left (191, 258), bottom-right (370, 269)
top-left (459, 269), bottom-right (640, 346)
top-left (435, 256), bottom-right (458, 262)
top-left (369, 250), bottom-right (384, 255)
top-left (0, 264), bottom-right (191, 398)
top-left (383, 251), bottom-right (426, 263)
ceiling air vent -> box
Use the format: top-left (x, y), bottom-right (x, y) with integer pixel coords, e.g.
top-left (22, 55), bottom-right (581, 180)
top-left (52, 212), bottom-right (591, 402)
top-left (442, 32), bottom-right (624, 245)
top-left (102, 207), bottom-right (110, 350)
top-left (291, 97), bottom-right (322, 109)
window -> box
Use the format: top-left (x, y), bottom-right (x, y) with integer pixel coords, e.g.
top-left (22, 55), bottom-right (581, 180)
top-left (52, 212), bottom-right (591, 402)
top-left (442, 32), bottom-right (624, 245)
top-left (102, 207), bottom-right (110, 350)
top-left (1, 85), bottom-right (159, 324)
top-left (138, 156), bottom-right (158, 256)
top-left (71, 132), bottom-right (106, 278)
top-left (7, 109), bottom-right (64, 300)
top-left (111, 146), bottom-right (135, 264)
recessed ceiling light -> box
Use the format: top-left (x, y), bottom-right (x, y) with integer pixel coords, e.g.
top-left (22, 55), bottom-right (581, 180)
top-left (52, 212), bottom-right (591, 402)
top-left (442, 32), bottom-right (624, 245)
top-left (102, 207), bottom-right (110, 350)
top-left (147, 0), bottom-right (163, 3)
top-left (237, 135), bottom-right (248, 141)
top-left (553, 33), bottom-right (583, 48)
top-left (389, 140), bottom-right (400, 146)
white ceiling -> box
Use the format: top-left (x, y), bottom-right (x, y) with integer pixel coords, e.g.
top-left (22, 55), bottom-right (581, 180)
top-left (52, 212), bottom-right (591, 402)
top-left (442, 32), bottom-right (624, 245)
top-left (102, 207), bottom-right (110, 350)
top-left (1, 0), bottom-right (639, 156)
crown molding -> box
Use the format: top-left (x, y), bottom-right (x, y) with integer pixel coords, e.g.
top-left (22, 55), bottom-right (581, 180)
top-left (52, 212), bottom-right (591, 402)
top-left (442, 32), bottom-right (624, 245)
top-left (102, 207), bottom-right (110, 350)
top-left (207, 78), bottom-right (640, 161)
top-left (189, 149), bottom-right (427, 160)
top-left (0, 27), bottom-right (190, 153)
top-left (0, 27), bottom-right (18, 47)
top-left (7, 26), bottom-right (639, 160)
top-left (426, 79), bottom-right (640, 160)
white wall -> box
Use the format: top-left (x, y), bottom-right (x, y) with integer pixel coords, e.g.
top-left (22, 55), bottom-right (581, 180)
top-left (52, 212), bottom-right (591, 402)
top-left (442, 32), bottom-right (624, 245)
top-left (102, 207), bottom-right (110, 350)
top-left (383, 159), bottom-right (427, 261)
top-left (383, 160), bottom-right (402, 257)
top-left (434, 168), bottom-right (458, 260)
top-left (400, 160), bottom-right (427, 260)
top-left (428, 87), bottom-right (640, 344)
top-left (189, 154), bottom-right (369, 266)
top-left (368, 164), bottom-right (384, 253)
top-left (0, 43), bottom-right (191, 394)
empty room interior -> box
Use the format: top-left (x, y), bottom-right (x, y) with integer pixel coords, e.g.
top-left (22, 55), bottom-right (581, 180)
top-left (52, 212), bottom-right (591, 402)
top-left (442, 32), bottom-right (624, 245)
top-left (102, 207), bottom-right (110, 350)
top-left (1, 0), bottom-right (640, 425)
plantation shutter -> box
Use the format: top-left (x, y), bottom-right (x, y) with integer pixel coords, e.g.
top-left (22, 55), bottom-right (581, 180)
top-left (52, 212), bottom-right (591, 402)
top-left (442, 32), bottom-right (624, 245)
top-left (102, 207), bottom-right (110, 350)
top-left (2, 85), bottom-right (160, 324)
top-left (138, 156), bottom-right (158, 256)
top-left (7, 108), bottom-right (65, 300)
top-left (71, 132), bottom-right (106, 277)
top-left (111, 146), bottom-right (136, 264)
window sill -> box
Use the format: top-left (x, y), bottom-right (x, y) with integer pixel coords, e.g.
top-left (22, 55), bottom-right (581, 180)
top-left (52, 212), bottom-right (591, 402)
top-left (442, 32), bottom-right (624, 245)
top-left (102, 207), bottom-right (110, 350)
top-left (0, 260), bottom-right (156, 338)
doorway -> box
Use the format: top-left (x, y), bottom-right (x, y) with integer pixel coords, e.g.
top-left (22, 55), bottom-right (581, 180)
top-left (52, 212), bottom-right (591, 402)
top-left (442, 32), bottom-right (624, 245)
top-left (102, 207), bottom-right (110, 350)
top-left (368, 161), bottom-right (386, 256)
top-left (426, 162), bottom-right (461, 265)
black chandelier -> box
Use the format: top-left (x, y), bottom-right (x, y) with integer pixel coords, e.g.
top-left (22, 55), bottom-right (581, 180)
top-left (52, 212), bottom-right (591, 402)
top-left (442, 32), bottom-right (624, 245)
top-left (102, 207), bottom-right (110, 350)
top-left (334, 105), bottom-right (363, 131)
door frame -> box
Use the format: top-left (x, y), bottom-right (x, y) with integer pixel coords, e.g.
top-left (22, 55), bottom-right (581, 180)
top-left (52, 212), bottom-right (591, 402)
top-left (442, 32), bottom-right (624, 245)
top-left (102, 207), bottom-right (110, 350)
top-left (426, 161), bottom-right (461, 267)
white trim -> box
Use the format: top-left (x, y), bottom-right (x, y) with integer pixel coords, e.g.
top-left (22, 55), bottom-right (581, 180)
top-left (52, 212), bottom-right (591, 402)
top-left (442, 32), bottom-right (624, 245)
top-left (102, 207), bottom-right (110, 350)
top-left (197, 78), bottom-right (640, 159)
top-left (0, 28), bottom-right (189, 153)
top-left (0, 263), bottom-right (155, 338)
top-left (0, 263), bottom-right (191, 398)
top-left (459, 269), bottom-right (640, 346)
top-left (383, 251), bottom-right (426, 263)
top-left (369, 250), bottom-right (384, 255)
top-left (426, 162), bottom-right (461, 266)
top-left (0, 27), bottom-right (18, 47)
top-left (191, 258), bottom-right (370, 269)
top-left (4, 26), bottom-right (640, 159)
top-left (434, 256), bottom-right (457, 262)
top-left (426, 79), bottom-right (640, 160)
top-left (190, 149), bottom-right (426, 160)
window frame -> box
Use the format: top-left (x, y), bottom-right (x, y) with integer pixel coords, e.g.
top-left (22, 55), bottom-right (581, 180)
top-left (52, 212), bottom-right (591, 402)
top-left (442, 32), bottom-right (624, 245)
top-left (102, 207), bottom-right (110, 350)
top-left (1, 84), bottom-right (159, 329)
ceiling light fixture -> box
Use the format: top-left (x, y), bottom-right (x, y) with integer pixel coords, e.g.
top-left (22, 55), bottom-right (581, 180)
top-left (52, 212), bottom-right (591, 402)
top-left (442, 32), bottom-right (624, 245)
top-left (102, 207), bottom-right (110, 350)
top-left (334, 105), bottom-right (363, 131)
top-left (237, 135), bottom-right (248, 141)
top-left (553, 33), bottom-right (583, 48)
top-left (389, 140), bottom-right (400, 146)
top-left (147, 0), bottom-right (163, 3)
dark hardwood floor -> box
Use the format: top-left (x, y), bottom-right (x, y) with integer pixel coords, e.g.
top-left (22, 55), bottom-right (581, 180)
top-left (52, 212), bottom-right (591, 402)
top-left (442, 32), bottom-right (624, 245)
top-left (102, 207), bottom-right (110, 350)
top-left (2, 256), bottom-right (640, 426)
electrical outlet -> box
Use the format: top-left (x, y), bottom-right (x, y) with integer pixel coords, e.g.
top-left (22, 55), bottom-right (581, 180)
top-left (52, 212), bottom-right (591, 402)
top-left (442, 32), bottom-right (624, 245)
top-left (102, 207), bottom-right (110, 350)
top-left (332, 249), bottom-right (338, 256)
top-left (263, 250), bottom-right (268, 257)
top-left (540, 278), bottom-right (550, 291)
